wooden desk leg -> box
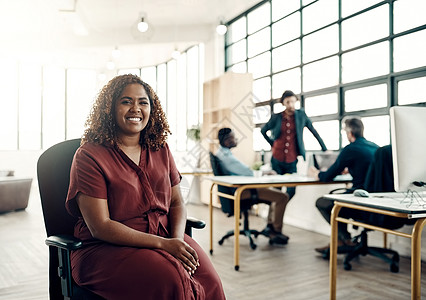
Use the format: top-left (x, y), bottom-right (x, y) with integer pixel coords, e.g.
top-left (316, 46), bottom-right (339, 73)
top-left (209, 183), bottom-right (215, 255)
top-left (234, 188), bottom-right (243, 271)
top-left (329, 203), bottom-right (342, 300)
top-left (411, 218), bottom-right (426, 300)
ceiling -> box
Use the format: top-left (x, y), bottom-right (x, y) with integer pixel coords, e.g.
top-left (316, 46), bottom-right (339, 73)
top-left (0, 0), bottom-right (259, 70)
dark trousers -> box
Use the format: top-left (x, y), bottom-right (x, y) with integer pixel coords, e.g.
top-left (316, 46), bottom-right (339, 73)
top-left (316, 196), bottom-right (366, 241)
top-left (271, 157), bottom-right (297, 200)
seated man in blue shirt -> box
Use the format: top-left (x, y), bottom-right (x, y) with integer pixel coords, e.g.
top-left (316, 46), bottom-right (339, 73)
top-left (308, 117), bottom-right (378, 254)
top-left (216, 127), bottom-right (290, 244)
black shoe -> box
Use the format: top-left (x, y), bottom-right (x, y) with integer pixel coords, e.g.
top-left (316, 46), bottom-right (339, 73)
top-left (315, 240), bottom-right (358, 255)
top-left (260, 224), bottom-right (275, 237)
top-left (269, 233), bottom-right (289, 245)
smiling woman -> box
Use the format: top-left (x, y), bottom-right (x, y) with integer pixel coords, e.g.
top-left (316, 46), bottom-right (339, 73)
top-left (65, 74), bottom-right (226, 300)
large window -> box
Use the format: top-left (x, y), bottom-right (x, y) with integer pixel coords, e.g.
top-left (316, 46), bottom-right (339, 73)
top-left (225, 0), bottom-right (426, 152)
top-left (0, 45), bottom-right (203, 152)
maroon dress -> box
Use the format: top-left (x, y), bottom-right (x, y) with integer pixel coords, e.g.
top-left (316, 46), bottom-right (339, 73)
top-left (66, 142), bottom-right (225, 300)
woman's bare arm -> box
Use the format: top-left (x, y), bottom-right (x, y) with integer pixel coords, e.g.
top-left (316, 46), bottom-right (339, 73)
top-left (168, 184), bottom-right (187, 239)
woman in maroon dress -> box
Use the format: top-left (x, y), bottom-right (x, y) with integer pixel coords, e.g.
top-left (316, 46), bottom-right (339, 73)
top-left (66, 74), bottom-right (226, 300)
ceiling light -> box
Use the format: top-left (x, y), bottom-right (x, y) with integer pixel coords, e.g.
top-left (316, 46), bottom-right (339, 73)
top-left (137, 17), bottom-right (149, 33)
top-left (171, 49), bottom-right (180, 60)
top-left (216, 22), bottom-right (227, 35)
top-left (111, 47), bottom-right (121, 59)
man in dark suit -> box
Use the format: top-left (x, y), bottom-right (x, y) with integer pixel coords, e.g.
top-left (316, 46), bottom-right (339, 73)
top-left (308, 117), bottom-right (379, 254)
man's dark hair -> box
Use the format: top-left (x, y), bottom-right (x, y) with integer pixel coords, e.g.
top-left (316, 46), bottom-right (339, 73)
top-left (280, 90), bottom-right (298, 104)
top-left (218, 127), bottom-right (232, 147)
top-left (343, 117), bottom-right (364, 139)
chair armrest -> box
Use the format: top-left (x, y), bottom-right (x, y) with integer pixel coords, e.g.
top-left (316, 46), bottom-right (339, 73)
top-left (45, 234), bottom-right (83, 250)
top-left (186, 216), bottom-right (206, 230)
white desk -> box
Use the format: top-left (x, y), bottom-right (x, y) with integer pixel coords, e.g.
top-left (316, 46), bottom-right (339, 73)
top-left (205, 174), bottom-right (352, 270)
top-left (324, 192), bottom-right (426, 300)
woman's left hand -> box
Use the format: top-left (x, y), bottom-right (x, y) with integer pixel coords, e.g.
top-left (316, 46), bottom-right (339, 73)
top-left (161, 238), bottom-right (200, 275)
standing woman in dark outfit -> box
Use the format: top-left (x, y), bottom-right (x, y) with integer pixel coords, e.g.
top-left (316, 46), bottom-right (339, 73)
top-left (261, 90), bottom-right (327, 200)
top-left (66, 74), bottom-right (225, 300)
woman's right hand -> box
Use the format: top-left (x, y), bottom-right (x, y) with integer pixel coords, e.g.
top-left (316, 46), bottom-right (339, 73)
top-left (161, 238), bottom-right (199, 275)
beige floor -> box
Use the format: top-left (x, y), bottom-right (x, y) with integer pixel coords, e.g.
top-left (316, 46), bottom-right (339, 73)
top-left (1, 186), bottom-right (426, 299)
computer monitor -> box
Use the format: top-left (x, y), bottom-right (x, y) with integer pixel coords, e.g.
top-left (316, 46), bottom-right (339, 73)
top-left (390, 106), bottom-right (426, 192)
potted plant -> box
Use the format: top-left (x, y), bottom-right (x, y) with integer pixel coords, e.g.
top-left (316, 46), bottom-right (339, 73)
top-left (251, 161), bottom-right (263, 177)
top-left (186, 125), bottom-right (200, 142)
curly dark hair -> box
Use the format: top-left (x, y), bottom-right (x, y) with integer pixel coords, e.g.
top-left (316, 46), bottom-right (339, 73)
top-left (82, 74), bottom-right (171, 150)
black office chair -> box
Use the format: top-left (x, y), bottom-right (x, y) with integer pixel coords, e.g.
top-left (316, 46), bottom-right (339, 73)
top-left (209, 152), bottom-right (269, 250)
top-left (37, 139), bottom-right (206, 299)
top-left (342, 145), bottom-right (413, 272)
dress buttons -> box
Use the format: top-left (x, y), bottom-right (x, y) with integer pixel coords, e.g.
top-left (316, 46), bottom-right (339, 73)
top-left (284, 149), bottom-right (288, 153)
top-left (287, 130), bottom-right (291, 134)
top-left (285, 143), bottom-right (289, 146)
top-left (286, 122), bottom-right (290, 127)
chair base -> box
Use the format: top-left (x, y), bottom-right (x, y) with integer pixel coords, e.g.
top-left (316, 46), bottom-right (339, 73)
top-left (218, 229), bottom-right (263, 250)
top-left (343, 230), bottom-right (400, 273)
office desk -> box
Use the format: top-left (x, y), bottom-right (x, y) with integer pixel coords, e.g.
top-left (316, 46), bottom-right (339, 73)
top-left (324, 193), bottom-right (426, 300)
top-left (180, 168), bottom-right (212, 176)
top-left (206, 174), bottom-right (352, 270)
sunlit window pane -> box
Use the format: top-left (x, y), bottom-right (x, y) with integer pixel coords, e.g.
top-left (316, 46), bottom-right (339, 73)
top-left (272, 68), bottom-right (301, 99)
top-left (361, 115), bottom-right (389, 147)
top-left (272, 0), bottom-right (300, 21)
top-left (141, 66), bottom-right (156, 91)
top-left (273, 100), bottom-right (300, 114)
top-left (341, 0), bottom-right (382, 18)
top-left (272, 12), bottom-right (300, 47)
top-left (230, 62), bottom-right (247, 73)
top-left (341, 115), bottom-right (390, 148)
top-left (66, 69), bottom-right (97, 140)
top-left (247, 2), bottom-right (270, 34)
top-left (157, 64), bottom-right (167, 110)
top-left (302, 0), bottom-right (315, 5)
top-left (302, 0), bottom-right (338, 34)
top-left (394, 0), bottom-right (426, 34)
top-left (394, 29), bottom-right (426, 72)
top-left (398, 76), bottom-right (426, 105)
top-left (342, 5), bottom-right (388, 50)
top-left (167, 60), bottom-right (177, 150)
top-left (305, 93), bottom-right (338, 117)
top-left (227, 17), bottom-right (246, 44)
top-left (19, 63), bottom-right (42, 150)
top-left (0, 59), bottom-right (18, 150)
top-left (303, 25), bottom-right (338, 63)
top-left (248, 27), bottom-right (270, 58)
top-left (303, 56), bottom-right (339, 92)
top-left (272, 40), bottom-right (300, 73)
top-left (345, 84), bottom-right (387, 112)
top-left (304, 120), bottom-right (339, 150)
top-left (342, 42), bottom-right (389, 83)
top-left (176, 54), bottom-right (187, 151)
top-left (253, 127), bottom-right (271, 151)
top-left (253, 77), bottom-right (271, 102)
top-left (247, 51), bottom-right (271, 79)
top-left (43, 66), bottom-right (65, 150)
top-left (186, 46), bottom-right (200, 128)
top-left (253, 105), bottom-right (271, 125)
top-left (226, 40), bottom-right (246, 65)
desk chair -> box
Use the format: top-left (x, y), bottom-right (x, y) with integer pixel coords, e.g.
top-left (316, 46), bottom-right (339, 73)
top-left (38, 139), bottom-right (206, 299)
top-left (209, 152), bottom-right (269, 250)
top-left (343, 145), bottom-right (411, 272)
